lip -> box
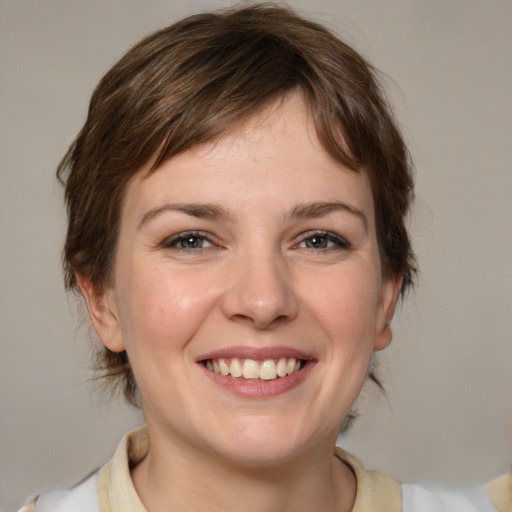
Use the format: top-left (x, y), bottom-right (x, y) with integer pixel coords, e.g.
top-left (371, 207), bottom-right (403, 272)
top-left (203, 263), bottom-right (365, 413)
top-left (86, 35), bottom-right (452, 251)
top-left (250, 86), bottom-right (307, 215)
top-left (196, 345), bottom-right (314, 362)
top-left (196, 345), bottom-right (316, 399)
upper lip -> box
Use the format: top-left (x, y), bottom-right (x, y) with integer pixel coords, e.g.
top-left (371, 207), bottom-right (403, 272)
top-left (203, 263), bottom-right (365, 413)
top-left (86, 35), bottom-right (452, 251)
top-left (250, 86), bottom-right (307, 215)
top-left (196, 345), bottom-right (314, 362)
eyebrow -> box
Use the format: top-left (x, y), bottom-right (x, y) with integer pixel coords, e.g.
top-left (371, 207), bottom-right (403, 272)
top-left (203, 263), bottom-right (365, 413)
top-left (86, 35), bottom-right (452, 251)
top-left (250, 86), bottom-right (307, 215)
top-left (138, 200), bottom-right (368, 233)
top-left (138, 203), bottom-right (234, 229)
top-left (289, 201), bottom-right (369, 233)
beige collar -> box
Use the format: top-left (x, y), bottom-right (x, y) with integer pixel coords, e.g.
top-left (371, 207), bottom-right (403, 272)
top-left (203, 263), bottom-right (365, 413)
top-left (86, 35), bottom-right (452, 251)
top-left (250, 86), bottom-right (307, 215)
top-left (97, 427), bottom-right (401, 512)
top-left (334, 446), bottom-right (401, 512)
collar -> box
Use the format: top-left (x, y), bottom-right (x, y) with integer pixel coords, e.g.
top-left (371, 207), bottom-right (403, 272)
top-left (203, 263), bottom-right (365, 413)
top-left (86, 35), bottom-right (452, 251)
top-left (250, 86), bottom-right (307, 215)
top-left (97, 427), bottom-right (401, 512)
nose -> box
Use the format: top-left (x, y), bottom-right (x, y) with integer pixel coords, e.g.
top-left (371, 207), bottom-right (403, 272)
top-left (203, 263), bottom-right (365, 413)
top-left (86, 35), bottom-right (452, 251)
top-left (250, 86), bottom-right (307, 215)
top-left (221, 248), bottom-right (299, 329)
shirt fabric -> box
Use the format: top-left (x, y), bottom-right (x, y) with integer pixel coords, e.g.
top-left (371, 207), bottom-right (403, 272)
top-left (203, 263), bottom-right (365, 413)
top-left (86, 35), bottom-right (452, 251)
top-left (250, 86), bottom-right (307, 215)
top-left (21, 426), bottom-right (507, 512)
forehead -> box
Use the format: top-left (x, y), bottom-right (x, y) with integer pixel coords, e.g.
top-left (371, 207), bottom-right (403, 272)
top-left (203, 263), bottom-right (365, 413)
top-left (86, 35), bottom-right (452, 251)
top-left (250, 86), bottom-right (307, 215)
top-left (123, 93), bottom-right (375, 223)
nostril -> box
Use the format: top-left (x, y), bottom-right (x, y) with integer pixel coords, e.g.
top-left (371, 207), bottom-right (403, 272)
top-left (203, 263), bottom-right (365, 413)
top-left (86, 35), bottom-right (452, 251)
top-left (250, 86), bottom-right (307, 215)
top-left (230, 312), bottom-right (291, 330)
top-left (272, 314), bottom-right (290, 325)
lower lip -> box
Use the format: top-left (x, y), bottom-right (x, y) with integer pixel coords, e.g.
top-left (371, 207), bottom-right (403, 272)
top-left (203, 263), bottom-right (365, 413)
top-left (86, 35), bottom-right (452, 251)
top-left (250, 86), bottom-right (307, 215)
top-left (199, 361), bottom-right (315, 399)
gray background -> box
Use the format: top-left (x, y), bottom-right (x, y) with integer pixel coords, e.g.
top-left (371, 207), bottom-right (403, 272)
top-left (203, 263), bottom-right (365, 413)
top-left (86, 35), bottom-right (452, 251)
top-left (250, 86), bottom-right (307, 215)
top-left (1, 0), bottom-right (511, 510)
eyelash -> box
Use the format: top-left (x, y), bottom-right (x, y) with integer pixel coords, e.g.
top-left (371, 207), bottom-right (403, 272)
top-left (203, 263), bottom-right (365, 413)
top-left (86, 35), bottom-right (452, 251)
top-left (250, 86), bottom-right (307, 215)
top-left (161, 230), bottom-right (351, 253)
top-left (162, 231), bottom-right (216, 250)
top-left (296, 231), bottom-right (352, 251)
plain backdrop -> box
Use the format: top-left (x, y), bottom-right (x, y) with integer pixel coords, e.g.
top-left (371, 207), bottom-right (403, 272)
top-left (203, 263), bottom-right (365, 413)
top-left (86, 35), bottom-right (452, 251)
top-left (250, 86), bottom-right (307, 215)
top-left (1, 0), bottom-right (511, 509)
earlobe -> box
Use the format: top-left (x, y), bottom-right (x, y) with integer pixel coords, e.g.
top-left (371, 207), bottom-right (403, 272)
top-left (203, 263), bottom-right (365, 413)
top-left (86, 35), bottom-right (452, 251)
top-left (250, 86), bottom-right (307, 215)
top-left (374, 274), bottom-right (403, 351)
top-left (76, 274), bottom-right (126, 353)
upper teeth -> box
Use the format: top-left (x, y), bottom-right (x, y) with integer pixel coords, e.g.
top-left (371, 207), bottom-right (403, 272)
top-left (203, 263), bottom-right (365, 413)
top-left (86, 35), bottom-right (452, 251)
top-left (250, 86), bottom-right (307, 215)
top-left (205, 357), bottom-right (302, 381)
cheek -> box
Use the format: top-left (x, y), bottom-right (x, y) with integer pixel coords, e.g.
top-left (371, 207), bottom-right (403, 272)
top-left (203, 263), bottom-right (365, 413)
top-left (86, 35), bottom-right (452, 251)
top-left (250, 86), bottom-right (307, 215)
top-left (116, 264), bottom-right (222, 354)
top-left (302, 266), bottom-right (381, 342)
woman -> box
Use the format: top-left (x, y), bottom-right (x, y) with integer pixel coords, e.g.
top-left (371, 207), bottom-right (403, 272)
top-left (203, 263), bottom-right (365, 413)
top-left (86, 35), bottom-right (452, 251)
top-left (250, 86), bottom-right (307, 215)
top-left (20, 4), bottom-right (509, 511)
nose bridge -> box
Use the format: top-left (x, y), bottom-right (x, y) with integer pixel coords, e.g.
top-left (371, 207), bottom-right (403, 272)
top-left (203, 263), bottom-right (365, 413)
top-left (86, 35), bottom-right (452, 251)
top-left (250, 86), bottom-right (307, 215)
top-left (221, 241), bottom-right (298, 329)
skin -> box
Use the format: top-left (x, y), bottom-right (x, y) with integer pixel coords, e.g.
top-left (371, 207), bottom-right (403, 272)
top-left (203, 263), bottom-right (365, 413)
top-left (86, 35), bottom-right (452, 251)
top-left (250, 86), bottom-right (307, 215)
top-left (80, 92), bottom-right (401, 512)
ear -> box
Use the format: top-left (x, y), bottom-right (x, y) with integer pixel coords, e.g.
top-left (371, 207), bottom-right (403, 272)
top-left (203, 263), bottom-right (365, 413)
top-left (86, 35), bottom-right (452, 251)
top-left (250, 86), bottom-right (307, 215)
top-left (374, 274), bottom-right (403, 351)
top-left (76, 274), bottom-right (126, 353)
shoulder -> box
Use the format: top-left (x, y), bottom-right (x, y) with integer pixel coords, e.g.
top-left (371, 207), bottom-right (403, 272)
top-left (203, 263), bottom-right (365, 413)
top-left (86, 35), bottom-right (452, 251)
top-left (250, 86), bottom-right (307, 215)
top-left (19, 426), bottom-right (149, 512)
top-left (335, 446), bottom-right (503, 512)
top-left (19, 471), bottom-right (99, 512)
top-left (335, 446), bottom-right (402, 512)
top-left (485, 473), bottom-right (512, 512)
top-left (402, 482), bottom-right (500, 512)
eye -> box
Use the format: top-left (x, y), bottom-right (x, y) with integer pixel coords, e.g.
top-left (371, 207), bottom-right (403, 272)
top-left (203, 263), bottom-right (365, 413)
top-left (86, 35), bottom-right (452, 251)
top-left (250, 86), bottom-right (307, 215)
top-left (163, 231), bottom-right (215, 250)
top-left (297, 231), bottom-right (351, 251)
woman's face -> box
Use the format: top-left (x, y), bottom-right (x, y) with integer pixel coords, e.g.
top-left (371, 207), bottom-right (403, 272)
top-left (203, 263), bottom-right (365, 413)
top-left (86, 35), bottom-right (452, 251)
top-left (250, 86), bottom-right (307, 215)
top-left (86, 93), bottom-right (399, 467)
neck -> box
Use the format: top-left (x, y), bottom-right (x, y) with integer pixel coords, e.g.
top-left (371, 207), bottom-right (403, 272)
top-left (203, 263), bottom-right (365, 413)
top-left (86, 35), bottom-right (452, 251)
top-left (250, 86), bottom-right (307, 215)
top-left (131, 428), bottom-right (356, 512)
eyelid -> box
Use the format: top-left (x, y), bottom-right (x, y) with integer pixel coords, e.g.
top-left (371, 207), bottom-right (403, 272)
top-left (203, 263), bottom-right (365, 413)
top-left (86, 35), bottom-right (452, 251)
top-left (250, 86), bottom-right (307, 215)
top-left (294, 230), bottom-right (352, 250)
top-left (161, 230), bottom-right (217, 249)
top-left (160, 230), bottom-right (350, 251)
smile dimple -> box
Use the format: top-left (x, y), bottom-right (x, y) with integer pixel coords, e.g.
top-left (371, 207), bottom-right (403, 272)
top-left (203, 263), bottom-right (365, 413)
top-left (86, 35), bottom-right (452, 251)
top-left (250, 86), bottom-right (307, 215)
top-left (204, 357), bottom-right (304, 381)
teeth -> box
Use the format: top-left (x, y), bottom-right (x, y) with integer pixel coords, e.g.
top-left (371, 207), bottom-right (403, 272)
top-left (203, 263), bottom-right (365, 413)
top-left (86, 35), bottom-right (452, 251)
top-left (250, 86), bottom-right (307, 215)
top-left (242, 359), bottom-right (260, 379)
top-left (205, 357), bottom-right (304, 380)
top-left (276, 358), bottom-right (288, 377)
top-left (219, 358), bottom-right (230, 376)
top-left (260, 360), bottom-right (277, 380)
top-left (230, 358), bottom-right (243, 378)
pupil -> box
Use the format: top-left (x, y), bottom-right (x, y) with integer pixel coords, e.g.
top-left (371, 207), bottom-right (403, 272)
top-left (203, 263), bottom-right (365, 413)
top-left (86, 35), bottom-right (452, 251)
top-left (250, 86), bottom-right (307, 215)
top-left (309, 236), bottom-right (326, 248)
top-left (185, 237), bottom-right (200, 248)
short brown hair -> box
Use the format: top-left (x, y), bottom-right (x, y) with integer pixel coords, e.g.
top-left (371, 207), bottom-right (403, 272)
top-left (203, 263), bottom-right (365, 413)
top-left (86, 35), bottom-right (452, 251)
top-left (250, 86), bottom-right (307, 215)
top-left (58, 4), bottom-right (416, 404)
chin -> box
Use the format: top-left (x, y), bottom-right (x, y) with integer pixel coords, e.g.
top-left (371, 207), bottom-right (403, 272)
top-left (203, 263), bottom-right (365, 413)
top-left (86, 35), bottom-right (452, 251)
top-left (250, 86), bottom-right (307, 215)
top-left (202, 416), bottom-right (331, 469)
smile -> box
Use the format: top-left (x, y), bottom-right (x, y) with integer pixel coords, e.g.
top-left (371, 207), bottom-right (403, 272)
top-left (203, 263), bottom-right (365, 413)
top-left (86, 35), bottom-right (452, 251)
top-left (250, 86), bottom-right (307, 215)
top-left (204, 357), bottom-right (305, 381)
